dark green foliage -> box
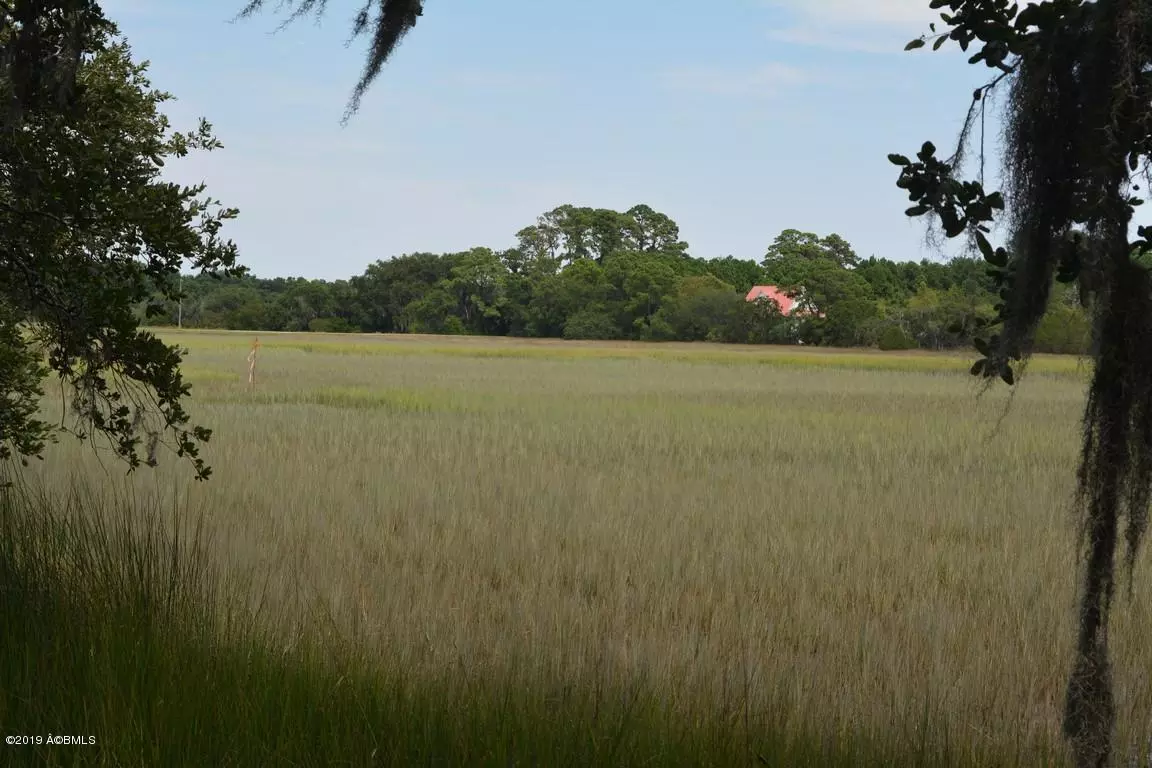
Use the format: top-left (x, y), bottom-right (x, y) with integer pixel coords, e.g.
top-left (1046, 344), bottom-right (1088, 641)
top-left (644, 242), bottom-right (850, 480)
top-left (821, 297), bottom-right (882, 347)
top-left (702, 256), bottom-right (764, 293)
top-left (856, 258), bottom-right (912, 303)
top-left (154, 213), bottom-right (1079, 354)
top-left (0, 309), bottom-right (48, 466)
top-left (894, 3), bottom-right (1152, 763)
top-left (1, 32), bottom-right (240, 480)
top-left (1034, 285), bottom-right (1091, 355)
top-left (763, 229), bottom-right (859, 271)
top-left (513, 204), bottom-right (689, 266)
top-left (742, 297), bottom-right (795, 345)
top-left (352, 252), bottom-right (456, 333)
top-left (653, 275), bottom-right (748, 343)
top-left (877, 325), bottom-right (917, 352)
top-left (604, 250), bottom-right (681, 335)
top-left (307, 316), bottom-right (356, 333)
top-left (0, 1), bottom-right (114, 125)
top-left (562, 308), bottom-right (618, 341)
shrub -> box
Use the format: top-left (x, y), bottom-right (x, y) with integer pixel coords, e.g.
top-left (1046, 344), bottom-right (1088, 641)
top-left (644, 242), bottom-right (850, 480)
top-left (1034, 304), bottom-right (1090, 355)
top-left (307, 317), bottom-right (357, 333)
top-left (563, 309), bottom-right (619, 340)
top-left (878, 325), bottom-right (917, 351)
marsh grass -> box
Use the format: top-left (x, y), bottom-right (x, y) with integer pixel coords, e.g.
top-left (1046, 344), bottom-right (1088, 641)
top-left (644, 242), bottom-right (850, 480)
top-left (8, 333), bottom-right (1150, 766)
top-left (238, 385), bottom-right (462, 413)
top-left (0, 480), bottom-right (963, 767)
top-left (159, 329), bottom-right (1091, 378)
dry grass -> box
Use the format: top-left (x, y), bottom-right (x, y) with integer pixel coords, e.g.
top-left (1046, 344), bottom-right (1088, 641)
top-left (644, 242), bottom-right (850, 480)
top-left (22, 331), bottom-right (1152, 765)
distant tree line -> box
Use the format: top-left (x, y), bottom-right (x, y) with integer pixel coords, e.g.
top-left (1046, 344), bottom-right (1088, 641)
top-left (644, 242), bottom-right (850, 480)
top-left (147, 204), bottom-right (1091, 354)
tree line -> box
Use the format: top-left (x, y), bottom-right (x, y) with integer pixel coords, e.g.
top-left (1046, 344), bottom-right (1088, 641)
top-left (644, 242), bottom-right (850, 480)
top-left (153, 204), bottom-right (1091, 353)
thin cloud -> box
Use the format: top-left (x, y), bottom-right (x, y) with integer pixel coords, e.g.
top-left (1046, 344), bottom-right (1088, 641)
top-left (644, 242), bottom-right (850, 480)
top-left (660, 63), bottom-right (810, 97)
top-left (765, 0), bottom-right (940, 55)
top-left (100, 0), bottom-right (207, 22)
top-left (765, 0), bottom-right (1038, 54)
top-left (767, 26), bottom-right (911, 55)
top-left (765, 0), bottom-right (939, 28)
top-left (447, 71), bottom-right (558, 90)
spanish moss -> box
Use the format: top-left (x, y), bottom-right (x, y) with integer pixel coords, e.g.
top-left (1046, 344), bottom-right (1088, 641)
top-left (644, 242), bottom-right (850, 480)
top-left (964, 2), bottom-right (1152, 764)
top-left (895, 1), bottom-right (1152, 763)
top-left (237, 0), bottom-right (423, 120)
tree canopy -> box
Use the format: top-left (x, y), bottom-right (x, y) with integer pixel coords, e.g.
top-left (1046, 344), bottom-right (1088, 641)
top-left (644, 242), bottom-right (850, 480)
top-left (137, 206), bottom-right (1089, 355)
top-left (1, 18), bottom-right (241, 479)
top-left (1, 1), bottom-right (112, 125)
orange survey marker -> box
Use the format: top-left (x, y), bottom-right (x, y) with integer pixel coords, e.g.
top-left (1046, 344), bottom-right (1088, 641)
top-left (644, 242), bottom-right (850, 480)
top-left (247, 336), bottom-right (261, 390)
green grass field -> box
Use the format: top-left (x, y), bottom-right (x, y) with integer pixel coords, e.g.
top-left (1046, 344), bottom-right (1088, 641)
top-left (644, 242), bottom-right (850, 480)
top-left (4, 330), bottom-right (1150, 766)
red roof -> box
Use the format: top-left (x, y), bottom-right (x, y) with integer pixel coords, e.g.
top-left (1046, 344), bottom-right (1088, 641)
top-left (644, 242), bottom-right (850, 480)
top-left (745, 285), bottom-right (800, 314)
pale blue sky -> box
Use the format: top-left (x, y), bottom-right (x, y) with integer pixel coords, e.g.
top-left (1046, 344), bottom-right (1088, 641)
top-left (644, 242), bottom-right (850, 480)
top-left (102, 0), bottom-right (1003, 281)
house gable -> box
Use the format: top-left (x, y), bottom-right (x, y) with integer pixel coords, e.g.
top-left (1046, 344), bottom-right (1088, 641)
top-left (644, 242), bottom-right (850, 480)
top-left (745, 285), bottom-right (800, 315)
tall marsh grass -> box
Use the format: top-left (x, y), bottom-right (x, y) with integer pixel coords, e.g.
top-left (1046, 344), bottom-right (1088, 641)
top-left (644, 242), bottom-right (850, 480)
top-left (159, 329), bottom-right (1091, 378)
top-left (7, 333), bottom-right (1150, 765)
top-left (0, 481), bottom-right (937, 766)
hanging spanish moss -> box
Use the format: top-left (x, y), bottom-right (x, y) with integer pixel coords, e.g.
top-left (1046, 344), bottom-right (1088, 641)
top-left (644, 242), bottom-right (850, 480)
top-left (1008, 5), bottom-right (1152, 763)
top-left (237, 0), bottom-right (424, 119)
top-left (897, 2), bottom-right (1152, 764)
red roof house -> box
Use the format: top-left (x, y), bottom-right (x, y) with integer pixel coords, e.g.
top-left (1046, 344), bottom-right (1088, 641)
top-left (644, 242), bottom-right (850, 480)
top-left (745, 285), bottom-right (802, 315)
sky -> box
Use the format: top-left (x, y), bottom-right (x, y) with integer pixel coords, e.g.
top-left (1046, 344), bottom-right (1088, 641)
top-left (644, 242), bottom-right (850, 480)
top-left (100, 0), bottom-right (1005, 281)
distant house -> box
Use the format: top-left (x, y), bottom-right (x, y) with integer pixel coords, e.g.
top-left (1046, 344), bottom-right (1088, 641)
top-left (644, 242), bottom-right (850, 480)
top-left (745, 285), bottom-right (802, 315)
